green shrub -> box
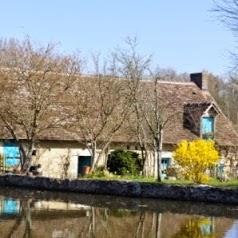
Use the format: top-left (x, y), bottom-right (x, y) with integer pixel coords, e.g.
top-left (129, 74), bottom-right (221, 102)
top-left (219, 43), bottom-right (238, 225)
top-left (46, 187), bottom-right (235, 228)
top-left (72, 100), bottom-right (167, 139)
top-left (107, 149), bottom-right (142, 176)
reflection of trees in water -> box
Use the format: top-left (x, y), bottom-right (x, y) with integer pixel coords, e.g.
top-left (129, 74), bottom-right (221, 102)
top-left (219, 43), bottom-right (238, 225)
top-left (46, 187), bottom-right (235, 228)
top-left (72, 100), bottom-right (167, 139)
top-left (3, 205), bottom-right (214, 238)
top-left (134, 212), bottom-right (162, 238)
top-left (1, 199), bottom-right (233, 238)
top-left (135, 212), bottom-right (145, 237)
top-left (79, 208), bottom-right (130, 238)
top-left (6, 199), bottom-right (33, 238)
top-left (79, 208), bottom-right (162, 238)
top-left (78, 207), bottom-right (107, 237)
top-left (172, 217), bottom-right (215, 238)
top-left (77, 207), bottom-right (153, 238)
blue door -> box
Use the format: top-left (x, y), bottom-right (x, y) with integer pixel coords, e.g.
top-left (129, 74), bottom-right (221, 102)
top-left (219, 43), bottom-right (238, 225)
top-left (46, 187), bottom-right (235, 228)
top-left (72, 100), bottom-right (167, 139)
top-left (78, 156), bottom-right (91, 176)
top-left (3, 142), bottom-right (20, 166)
top-left (161, 158), bottom-right (171, 179)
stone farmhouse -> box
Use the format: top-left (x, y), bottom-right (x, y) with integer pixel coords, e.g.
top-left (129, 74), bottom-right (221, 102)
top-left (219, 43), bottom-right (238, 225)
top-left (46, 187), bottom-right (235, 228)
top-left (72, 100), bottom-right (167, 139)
top-left (0, 72), bottom-right (238, 179)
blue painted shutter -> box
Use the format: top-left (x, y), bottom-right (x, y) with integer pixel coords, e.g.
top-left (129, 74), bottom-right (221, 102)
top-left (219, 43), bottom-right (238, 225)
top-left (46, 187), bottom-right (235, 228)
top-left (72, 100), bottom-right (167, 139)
top-left (3, 198), bottom-right (20, 214)
top-left (202, 117), bottom-right (214, 134)
top-left (3, 142), bottom-right (20, 166)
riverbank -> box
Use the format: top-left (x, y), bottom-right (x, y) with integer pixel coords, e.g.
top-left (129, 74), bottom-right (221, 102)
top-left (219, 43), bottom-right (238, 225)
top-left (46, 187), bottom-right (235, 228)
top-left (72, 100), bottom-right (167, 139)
top-left (1, 187), bottom-right (237, 219)
top-left (0, 174), bottom-right (238, 205)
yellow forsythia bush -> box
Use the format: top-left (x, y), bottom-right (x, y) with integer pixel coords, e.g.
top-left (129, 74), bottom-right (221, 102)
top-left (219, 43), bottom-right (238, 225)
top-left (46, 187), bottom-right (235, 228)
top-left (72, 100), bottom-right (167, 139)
top-left (173, 139), bottom-right (219, 183)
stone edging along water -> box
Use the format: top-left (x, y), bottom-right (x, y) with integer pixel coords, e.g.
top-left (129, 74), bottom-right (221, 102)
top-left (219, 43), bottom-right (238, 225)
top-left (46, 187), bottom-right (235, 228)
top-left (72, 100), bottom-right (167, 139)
top-left (0, 174), bottom-right (238, 205)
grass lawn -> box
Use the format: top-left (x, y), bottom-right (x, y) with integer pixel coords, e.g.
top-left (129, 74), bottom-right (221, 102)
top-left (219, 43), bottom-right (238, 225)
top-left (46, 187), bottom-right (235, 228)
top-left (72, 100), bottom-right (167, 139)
top-left (205, 178), bottom-right (238, 188)
top-left (163, 178), bottom-right (238, 188)
top-left (84, 173), bottom-right (238, 188)
top-left (162, 178), bottom-right (238, 188)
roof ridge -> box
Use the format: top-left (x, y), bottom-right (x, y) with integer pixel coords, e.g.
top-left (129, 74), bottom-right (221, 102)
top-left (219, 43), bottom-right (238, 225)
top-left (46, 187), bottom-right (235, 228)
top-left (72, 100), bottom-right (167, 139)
top-left (80, 74), bottom-right (195, 85)
top-left (156, 81), bottom-right (194, 85)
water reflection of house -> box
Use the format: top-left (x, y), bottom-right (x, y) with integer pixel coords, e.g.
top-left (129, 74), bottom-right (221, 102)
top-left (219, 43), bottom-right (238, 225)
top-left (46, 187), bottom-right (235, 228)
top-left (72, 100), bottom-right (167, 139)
top-left (0, 197), bottom-right (20, 217)
top-left (0, 204), bottom-right (236, 237)
top-left (32, 200), bottom-right (91, 212)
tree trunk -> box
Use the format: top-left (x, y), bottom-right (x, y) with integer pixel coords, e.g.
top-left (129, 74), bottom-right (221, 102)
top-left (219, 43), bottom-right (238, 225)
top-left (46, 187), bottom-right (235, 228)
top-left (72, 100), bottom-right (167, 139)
top-left (156, 126), bottom-right (163, 182)
top-left (156, 213), bottom-right (162, 238)
top-left (20, 142), bottom-right (34, 172)
top-left (91, 140), bottom-right (97, 171)
top-left (141, 146), bottom-right (149, 177)
top-left (22, 151), bottom-right (33, 172)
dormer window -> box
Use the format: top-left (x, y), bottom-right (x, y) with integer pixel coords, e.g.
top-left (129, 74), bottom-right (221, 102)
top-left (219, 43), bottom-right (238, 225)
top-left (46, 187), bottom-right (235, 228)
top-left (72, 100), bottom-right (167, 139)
top-left (184, 102), bottom-right (219, 139)
top-left (201, 116), bottom-right (214, 140)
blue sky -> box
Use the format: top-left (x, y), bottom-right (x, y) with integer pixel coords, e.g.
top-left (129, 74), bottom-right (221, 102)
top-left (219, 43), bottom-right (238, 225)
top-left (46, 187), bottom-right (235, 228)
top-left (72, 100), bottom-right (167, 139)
top-left (0, 1), bottom-right (235, 76)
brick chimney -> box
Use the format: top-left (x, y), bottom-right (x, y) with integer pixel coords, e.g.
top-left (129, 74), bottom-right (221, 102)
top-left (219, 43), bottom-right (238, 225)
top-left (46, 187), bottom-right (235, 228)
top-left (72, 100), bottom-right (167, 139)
top-left (190, 72), bottom-right (208, 91)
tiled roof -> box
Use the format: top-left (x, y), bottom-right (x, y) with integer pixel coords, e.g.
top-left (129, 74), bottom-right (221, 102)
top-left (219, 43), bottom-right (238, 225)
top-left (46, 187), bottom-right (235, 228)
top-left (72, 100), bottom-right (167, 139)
top-left (0, 76), bottom-right (238, 147)
top-left (157, 81), bottom-right (238, 146)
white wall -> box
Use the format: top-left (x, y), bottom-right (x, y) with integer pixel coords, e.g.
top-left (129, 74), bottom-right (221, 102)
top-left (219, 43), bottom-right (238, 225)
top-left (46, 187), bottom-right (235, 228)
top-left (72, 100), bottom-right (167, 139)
top-left (31, 141), bottom-right (105, 179)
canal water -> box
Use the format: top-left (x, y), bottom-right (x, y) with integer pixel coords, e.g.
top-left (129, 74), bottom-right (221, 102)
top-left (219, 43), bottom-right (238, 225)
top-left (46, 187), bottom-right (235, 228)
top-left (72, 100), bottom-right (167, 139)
top-left (0, 187), bottom-right (238, 238)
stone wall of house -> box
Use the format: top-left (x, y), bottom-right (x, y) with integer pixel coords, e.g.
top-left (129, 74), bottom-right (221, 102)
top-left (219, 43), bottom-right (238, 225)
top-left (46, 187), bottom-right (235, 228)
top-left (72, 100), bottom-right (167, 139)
top-left (33, 142), bottom-right (173, 179)
top-left (31, 141), bottom-right (81, 179)
top-left (32, 141), bottom-right (108, 179)
top-left (37, 148), bottom-right (79, 179)
top-left (4, 139), bottom-right (236, 180)
top-left (0, 138), bottom-right (177, 179)
top-left (219, 148), bottom-right (238, 178)
top-left (0, 174), bottom-right (238, 205)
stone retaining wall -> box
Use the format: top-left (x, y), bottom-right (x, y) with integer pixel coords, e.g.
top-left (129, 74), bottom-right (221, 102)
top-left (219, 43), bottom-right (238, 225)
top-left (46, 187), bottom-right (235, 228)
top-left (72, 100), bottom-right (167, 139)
top-left (0, 175), bottom-right (238, 205)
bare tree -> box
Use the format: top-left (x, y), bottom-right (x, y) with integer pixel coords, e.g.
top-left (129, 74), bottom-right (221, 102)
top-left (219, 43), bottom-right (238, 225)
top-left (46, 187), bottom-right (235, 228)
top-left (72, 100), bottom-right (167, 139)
top-left (155, 67), bottom-right (190, 82)
top-left (138, 77), bottom-right (183, 181)
top-left (69, 54), bottom-right (132, 172)
top-left (212, 2), bottom-right (238, 130)
top-left (213, 0), bottom-right (238, 68)
top-left (113, 37), bottom-right (182, 180)
top-left (0, 37), bottom-right (82, 172)
top-left (112, 37), bottom-right (154, 176)
top-left (220, 75), bottom-right (238, 131)
top-left (213, 0), bottom-right (238, 33)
